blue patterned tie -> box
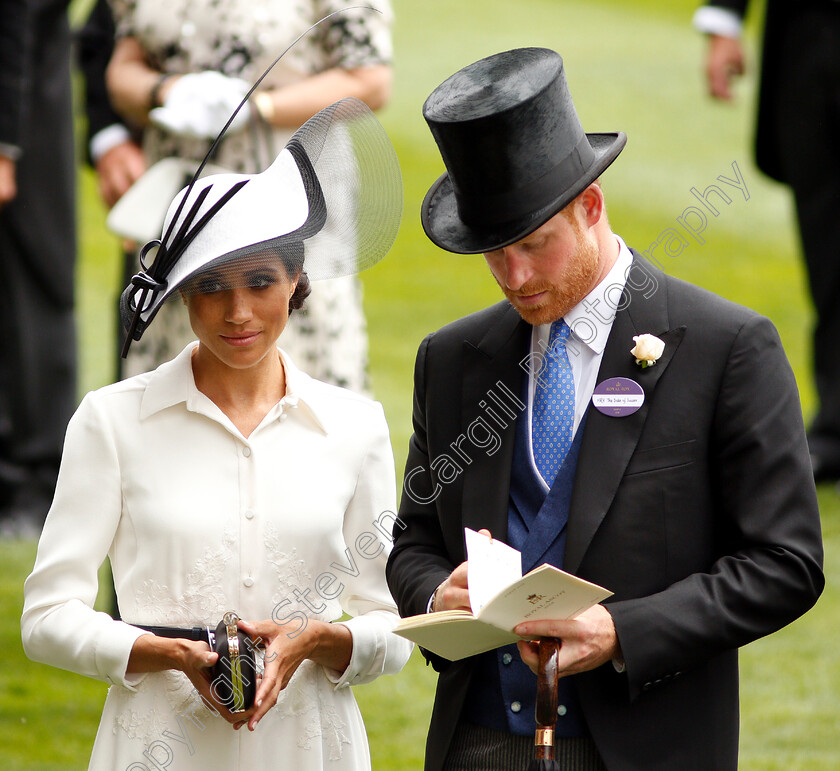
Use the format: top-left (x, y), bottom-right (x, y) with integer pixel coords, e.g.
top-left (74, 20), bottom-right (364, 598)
top-left (532, 320), bottom-right (575, 487)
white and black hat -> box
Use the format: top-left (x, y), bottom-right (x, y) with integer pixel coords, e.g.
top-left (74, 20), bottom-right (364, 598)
top-left (120, 97), bottom-right (402, 351)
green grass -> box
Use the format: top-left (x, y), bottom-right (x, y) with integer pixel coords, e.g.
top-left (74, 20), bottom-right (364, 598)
top-left (3, 0), bottom-right (838, 767)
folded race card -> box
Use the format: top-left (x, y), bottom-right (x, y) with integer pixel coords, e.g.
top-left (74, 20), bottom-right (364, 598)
top-left (394, 528), bottom-right (612, 661)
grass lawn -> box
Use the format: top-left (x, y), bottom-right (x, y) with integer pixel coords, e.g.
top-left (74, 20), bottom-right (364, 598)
top-left (3, 0), bottom-right (838, 768)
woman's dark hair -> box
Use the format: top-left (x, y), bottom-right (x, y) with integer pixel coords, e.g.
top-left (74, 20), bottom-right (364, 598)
top-left (276, 241), bottom-right (310, 315)
top-left (289, 271), bottom-right (311, 314)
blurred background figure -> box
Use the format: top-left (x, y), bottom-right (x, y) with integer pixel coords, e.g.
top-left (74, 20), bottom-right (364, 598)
top-left (77, 0), bottom-right (146, 214)
top-left (695, 1), bottom-right (840, 483)
top-left (77, 0), bottom-right (146, 384)
top-left (100, 0), bottom-right (394, 393)
top-left (0, 0), bottom-right (77, 538)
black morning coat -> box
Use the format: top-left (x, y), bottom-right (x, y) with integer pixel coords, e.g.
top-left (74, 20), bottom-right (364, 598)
top-left (386, 253), bottom-right (824, 771)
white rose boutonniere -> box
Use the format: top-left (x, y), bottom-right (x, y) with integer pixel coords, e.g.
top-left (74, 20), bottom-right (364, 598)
top-left (630, 334), bottom-right (665, 368)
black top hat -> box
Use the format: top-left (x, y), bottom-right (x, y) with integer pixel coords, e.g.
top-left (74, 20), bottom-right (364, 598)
top-left (421, 47), bottom-right (626, 254)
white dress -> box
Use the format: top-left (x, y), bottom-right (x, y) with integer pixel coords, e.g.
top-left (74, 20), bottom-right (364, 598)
top-left (21, 345), bottom-right (412, 770)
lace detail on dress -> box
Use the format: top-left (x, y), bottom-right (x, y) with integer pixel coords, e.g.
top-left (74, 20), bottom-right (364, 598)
top-left (263, 523), bottom-right (337, 623)
top-left (111, 671), bottom-right (218, 742)
top-left (110, 679), bottom-right (170, 740)
top-left (313, 671), bottom-right (352, 760)
top-left (130, 529), bottom-right (236, 624)
top-left (260, 526), bottom-right (349, 758)
top-left (114, 530), bottom-right (237, 741)
top-left (266, 661), bottom-right (350, 760)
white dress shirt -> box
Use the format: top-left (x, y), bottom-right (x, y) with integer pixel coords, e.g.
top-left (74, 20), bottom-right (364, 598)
top-left (22, 344), bottom-right (412, 770)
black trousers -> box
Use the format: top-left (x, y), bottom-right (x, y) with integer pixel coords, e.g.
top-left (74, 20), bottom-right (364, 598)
top-left (0, 1), bottom-right (76, 528)
top-left (774, 5), bottom-right (840, 454)
top-left (444, 722), bottom-right (607, 771)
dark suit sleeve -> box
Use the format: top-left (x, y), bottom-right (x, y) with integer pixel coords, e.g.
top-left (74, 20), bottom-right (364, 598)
top-left (75, 0), bottom-right (125, 163)
top-left (609, 314), bottom-right (824, 700)
top-left (702, 0), bottom-right (748, 17)
top-left (386, 334), bottom-right (457, 628)
top-left (0, 0), bottom-right (29, 151)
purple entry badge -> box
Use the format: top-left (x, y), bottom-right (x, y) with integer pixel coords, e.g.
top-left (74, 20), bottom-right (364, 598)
top-left (592, 377), bottom-right (644, 417)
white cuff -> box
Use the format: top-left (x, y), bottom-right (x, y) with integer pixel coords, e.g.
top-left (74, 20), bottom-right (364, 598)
top-left (0, 141), bottom-right (22, 161)
top-left (692, 7), bottom-right (743, 38)
top-left (426, 589), bottom-right (437, 614)
top-left (95, 620), bottom-right (152, 688)
top-left (324, 612), bottom-right (410, 688)
top-left (90, 124), bottom-right (133, 163)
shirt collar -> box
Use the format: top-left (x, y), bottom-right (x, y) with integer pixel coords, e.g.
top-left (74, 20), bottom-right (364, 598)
top-left (544, 234), bottom-right (633, 355)
top-left (139, 343), bottom-right (329, 434)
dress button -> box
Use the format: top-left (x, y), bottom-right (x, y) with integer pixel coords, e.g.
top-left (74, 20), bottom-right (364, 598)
top-left (243, 447), bottom-right (251, 458)
top-left (557, 704), bottom-right (567, 716)
top-left (502, 653), bottom-right (513, 665)
top-left (243, 577), bottom-right (254, 587)
top-left (244, 509), bottom-right (255, 520)
top-left (279, 412), bottom-right (288, 422)
top-left (510, 701), bottom-right (521, 713)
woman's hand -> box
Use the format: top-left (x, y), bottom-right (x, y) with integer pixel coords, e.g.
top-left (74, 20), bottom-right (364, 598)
top-left (127, 633), bottom-right (218, 676)
top-left (126, 633), bottom-right (253, 727)
top-left (230, 618), bottom-right (353, 732)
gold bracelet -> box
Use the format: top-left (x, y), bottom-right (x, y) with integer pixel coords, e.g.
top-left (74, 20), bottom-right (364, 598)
top-left (253, 91), bottom-right (276, 124)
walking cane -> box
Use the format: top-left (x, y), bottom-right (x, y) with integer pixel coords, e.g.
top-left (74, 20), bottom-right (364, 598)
top-left (526, 637), bottom-right (562, 770)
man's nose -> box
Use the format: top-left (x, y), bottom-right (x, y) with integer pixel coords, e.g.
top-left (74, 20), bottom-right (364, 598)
top-left (500, 248), bottom-right (533, 291)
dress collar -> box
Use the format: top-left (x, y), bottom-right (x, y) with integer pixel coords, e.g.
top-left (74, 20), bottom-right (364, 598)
top-left (139, 343), bottom-right (329, 434)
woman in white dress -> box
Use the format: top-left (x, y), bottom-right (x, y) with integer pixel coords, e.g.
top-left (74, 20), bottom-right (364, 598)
top-left (21, 99), bottom-right (411, 770)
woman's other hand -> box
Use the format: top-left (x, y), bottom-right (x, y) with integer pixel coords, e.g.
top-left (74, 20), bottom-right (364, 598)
top-left (232, 617), bottom-right (353, 732)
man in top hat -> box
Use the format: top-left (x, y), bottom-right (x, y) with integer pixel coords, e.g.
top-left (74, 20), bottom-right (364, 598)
top-left (386, 48), bottom-right (824, 771)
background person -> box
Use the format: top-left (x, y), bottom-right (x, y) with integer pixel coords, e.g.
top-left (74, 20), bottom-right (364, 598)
top-left (77, 0), bottom-right (146, 382)
top-left (695, 0), bottom-right (840, 482)
top-left (104, 0), bottom-right (394, 391)
top-left (0, 0), bottom-right (77, 537)
top-left (22, 98), bottom-right (410, 770)
top-left (386, 48), bottom-right (824, 771)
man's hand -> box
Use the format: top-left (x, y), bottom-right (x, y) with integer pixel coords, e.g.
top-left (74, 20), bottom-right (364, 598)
top-left (0, 155), bottom-right (17, 209)
top-left (432, 528), bottom-right (493, 612)
top-left (95, 140), bottom-right (146, 208)
top-left (432, 561), bottom-right (471, 612)
top-left (514, 604), bottom-right (621, 677)
top-left (705, 34), bottom-right (745, 100)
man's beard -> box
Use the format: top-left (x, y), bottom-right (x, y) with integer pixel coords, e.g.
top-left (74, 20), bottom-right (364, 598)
top-left (499, 224), bottom-right (602, 326)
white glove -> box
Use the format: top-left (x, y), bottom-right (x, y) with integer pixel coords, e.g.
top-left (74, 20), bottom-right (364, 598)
top-left (150, 71), bottom-right (252, 139)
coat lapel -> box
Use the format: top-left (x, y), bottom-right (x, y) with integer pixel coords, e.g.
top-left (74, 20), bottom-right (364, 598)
top-left (460, 303), bottom-right (530, 544)
top-left (565, 257), bottom-right (685, 574)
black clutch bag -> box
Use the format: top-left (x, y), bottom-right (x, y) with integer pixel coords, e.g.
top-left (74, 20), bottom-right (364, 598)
top-left (210, 612), bottom-right (258, 713)
top-left (137, 611), bottom-right (258, 713)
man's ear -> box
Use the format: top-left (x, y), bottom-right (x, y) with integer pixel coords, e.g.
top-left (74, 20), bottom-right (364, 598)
top-left (578, 182), bottom-right (605, 228)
